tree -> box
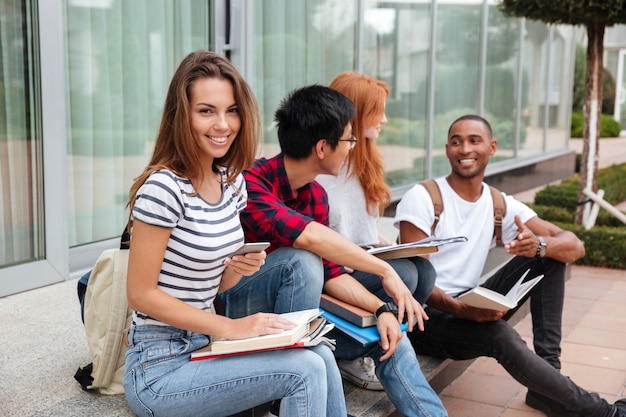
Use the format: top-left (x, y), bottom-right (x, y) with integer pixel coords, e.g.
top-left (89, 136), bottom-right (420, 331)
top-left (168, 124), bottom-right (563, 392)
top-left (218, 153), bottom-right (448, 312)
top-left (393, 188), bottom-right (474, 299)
top-left (499, 0), bottom-right (626, 224)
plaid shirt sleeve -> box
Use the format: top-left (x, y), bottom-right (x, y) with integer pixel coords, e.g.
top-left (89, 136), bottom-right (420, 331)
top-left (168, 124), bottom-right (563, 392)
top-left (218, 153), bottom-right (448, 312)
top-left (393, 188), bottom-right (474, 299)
top-left (241, 156), bottom-right (345, 280)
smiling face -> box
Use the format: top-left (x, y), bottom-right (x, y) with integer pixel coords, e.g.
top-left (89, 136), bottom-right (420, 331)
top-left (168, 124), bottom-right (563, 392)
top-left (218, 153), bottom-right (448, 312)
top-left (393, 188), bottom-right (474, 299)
top-left (189, 77), bottom-right (241, 164)
top-left (445, 118), bottom-right (497, 180)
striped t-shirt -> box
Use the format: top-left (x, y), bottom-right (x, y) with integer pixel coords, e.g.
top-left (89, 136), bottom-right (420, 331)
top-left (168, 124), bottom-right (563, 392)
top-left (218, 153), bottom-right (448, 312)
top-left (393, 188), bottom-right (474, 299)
top-left (131, 168), bottom-right (246, 326)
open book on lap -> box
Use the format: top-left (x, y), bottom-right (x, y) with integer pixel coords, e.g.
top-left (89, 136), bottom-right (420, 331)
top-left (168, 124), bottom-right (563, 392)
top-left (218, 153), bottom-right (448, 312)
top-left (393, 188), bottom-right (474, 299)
top-left (367, 236), bottom-right (468, 260)
top-left (191, 309), bottom-right (335, 360)
top-left (456, 269), bottom-right (544, 311)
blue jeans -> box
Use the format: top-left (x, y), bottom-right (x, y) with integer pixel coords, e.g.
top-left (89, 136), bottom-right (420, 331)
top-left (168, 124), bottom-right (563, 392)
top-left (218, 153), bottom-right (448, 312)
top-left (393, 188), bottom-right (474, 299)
top-left (332, 331), bottom-right (447, 417)
top-left (351, 256), bottom-right (437, 306)
top-left (220, 247), bottom-right (324, 317)
top-left (223, 248), bottom-right (446, 417)
top-left (410, 256), bottom-right (614, 416)
top-left (342, 256), bottom-right (445, 417)
top-left (124, 325), bottom-right (346, 417)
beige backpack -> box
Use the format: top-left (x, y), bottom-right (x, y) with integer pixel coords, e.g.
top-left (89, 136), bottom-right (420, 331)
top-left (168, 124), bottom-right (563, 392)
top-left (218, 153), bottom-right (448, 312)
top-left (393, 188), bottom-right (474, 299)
top-left (75, 232), bottom-right (132, 395)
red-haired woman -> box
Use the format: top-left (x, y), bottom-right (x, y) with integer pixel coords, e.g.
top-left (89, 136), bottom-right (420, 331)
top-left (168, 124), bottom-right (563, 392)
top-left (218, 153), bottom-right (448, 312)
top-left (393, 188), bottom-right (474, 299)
top-left (317, 72), bottom-right (436, 390)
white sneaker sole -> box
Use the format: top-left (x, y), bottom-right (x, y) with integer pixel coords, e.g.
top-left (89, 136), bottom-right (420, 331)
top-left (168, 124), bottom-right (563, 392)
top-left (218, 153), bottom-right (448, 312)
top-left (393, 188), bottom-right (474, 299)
top-left (339, 368), bottom-right (384, 391)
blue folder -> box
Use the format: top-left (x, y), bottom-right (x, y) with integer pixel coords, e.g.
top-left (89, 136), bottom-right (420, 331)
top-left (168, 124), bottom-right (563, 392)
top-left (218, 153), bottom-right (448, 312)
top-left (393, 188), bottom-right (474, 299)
top-left (319, 308), bottom-right (408, 346)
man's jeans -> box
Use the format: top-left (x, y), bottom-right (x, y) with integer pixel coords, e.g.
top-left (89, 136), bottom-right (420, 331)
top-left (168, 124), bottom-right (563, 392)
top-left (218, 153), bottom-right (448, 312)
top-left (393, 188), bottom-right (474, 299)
top-left (486, 255), bottom-right (564, 369)
top-left (346, 256), bottom-right (445, 416)
top-left (352, 256), bottom-right (437, 306)
top-left (410, 256), bottom-right (614, 416)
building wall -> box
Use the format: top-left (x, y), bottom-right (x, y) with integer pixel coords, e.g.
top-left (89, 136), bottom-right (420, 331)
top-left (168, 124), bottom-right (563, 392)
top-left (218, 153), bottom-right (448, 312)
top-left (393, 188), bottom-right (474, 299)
top-left (0, 0), bottom-right (581, 296)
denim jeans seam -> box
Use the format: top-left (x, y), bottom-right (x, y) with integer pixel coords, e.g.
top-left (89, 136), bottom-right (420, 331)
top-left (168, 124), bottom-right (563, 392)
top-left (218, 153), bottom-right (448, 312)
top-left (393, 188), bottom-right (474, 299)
top-left (129, 368), bottom-right (154, 417)
top-left (390, 352), bottom-right (436, 417)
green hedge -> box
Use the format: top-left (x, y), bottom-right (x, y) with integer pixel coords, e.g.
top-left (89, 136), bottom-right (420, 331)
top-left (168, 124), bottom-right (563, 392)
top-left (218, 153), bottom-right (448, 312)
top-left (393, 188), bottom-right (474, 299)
top-left (571, 112), bottom-right (622, 138)
top-left (531, 163), bottom-right (626, 269)
top-left (557, 222), bottom-right (626, 269)
top-left (533, 162), bottom-right (626, 227)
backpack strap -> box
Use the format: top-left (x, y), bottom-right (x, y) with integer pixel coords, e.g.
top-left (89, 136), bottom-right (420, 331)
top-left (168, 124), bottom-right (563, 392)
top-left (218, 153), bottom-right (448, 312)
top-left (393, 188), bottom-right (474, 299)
top-left (420, 179), bottom-right (507, 247)
top-left (419, 179), bottom-right (443, 236)
top-left (489, 186), bottom-right (506, 247)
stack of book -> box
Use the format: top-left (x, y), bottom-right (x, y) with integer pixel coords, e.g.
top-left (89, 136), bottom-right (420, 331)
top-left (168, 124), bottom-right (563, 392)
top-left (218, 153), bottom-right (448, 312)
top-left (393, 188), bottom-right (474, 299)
top-left (319, 294), bottom-right (407, 346)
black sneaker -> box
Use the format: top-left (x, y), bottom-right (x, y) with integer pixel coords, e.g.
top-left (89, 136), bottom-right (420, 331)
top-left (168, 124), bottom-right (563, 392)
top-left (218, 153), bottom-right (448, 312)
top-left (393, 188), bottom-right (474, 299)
top-left (526, 391), bottom-right (583, 417)
top-left (264, 400), bottom-right (280, 417)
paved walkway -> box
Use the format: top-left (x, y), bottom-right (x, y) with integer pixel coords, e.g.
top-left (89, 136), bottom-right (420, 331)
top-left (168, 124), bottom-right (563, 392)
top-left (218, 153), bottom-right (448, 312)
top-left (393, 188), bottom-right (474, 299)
top-left (438, 265), bottom-right (626, 416)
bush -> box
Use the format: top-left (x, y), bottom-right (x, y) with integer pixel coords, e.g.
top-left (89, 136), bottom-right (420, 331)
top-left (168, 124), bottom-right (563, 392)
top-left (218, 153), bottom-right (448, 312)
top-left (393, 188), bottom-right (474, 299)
top-left (532, 163), bottom-right (626, 266)
top-left (534, 163), bottom-right (626, 220)
top-left (533, 177), bottom-right (580, 210)
top-left (557, 222), bottom-right (626, 269)
top-left (570, 112), bottom-right (622, 138)
top-left (529, 205), bottom-right (576, 223)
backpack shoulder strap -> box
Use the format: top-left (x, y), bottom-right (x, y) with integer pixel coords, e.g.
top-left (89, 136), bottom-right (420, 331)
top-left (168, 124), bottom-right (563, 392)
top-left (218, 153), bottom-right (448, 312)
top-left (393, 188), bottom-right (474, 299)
top-left (419, 179), bottom-right (443, 236)
top-left (489, 186), bottom-right (506, 246)
top-left (419, 180), bottom-right (506, 246)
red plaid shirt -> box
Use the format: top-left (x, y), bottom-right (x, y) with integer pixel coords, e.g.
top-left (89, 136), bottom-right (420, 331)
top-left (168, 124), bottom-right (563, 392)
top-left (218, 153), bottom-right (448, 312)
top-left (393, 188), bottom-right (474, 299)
top-left (241, 154), bottom-right (345, 280)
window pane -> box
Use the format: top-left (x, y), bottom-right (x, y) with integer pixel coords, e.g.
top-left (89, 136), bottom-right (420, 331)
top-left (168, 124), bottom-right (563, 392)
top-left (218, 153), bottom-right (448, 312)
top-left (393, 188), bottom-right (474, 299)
top-left (0, 0), bottom-right (44, 267)
top-left (432, 2), bottom-right (482, 177)
top-left (64, 0), bottom-right (212, 246)
top-left (485, 4), bottom-right (519, 160)
top-left (364, 2), bottom-right (432, 188)
top-left (252, 0), bottom-right (356, 153)
top-left (544, 25), bottom-right (574, 152)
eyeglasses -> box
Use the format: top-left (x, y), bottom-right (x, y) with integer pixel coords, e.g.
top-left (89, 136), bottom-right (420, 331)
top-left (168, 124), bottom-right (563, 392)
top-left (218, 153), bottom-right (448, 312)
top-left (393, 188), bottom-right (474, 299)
top-left (338, 135), bottom-right (358, 149)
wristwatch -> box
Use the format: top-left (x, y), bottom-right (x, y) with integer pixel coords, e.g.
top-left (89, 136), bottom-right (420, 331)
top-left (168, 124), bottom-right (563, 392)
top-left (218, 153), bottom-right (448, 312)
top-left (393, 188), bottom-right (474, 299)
top-left (536, 236), bottom-right (547, 258)
top-left (375, 302), bottom-right (398, 319)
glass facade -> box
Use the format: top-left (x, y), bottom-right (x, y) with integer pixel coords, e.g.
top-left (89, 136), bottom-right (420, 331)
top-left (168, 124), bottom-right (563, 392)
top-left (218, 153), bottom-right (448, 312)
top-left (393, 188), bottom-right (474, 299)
top-left (1, 0), bottom-right (591, 296)
top-left (64, 0), bottom-right (213, 246)
top-left (0, 0), bottom-right (44, 268)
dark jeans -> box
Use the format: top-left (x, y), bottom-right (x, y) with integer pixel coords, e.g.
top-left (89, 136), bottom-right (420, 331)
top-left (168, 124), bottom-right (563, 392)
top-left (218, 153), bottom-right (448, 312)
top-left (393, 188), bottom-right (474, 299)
top-left (351, 256), bottom-right (437, 306)
top-left (409, 256), bottom-right (613, 416)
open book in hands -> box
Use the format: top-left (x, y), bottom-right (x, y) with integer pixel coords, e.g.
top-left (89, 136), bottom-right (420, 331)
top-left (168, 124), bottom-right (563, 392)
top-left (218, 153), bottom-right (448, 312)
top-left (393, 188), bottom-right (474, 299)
top-left (191, 309), bottom-right (335, 360)
top-left (367, 236), bottom-right (468, 260)
top-left (456, 269), bottom-right (544, 311)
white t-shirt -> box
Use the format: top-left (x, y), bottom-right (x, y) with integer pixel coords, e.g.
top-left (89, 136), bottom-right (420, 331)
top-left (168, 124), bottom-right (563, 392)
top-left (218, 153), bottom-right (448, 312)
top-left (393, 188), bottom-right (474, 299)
top-left (132, 168), bottom-right (246, 326)
top-left (394, 177), bottom-right (537, 295)
top-left (316, 165), bottom-right (380, 248)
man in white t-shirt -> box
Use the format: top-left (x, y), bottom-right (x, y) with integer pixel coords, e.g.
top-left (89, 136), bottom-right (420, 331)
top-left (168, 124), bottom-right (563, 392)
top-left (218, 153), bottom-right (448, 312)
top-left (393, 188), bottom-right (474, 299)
top-left (395, 114), bottom-right (626, 417)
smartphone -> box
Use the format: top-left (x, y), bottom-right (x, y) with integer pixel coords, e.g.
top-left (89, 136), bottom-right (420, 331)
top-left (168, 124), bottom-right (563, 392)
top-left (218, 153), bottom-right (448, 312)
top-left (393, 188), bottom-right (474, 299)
top-left (231, 242), bottom-right (270, 256)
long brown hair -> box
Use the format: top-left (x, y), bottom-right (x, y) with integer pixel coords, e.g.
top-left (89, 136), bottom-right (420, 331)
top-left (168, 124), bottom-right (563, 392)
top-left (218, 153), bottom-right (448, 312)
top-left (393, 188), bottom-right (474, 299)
top-left (127, 50), bottom-right (260, 223)
top-left (329, 72), bottom-right (391, 215)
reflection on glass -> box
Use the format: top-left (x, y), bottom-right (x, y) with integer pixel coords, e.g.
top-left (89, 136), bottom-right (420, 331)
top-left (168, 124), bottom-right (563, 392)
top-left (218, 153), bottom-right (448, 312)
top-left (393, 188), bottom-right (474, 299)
top-left (522, 21), bottom-right (572, 155)
top-left (64, 0), bottom-right (211, 246)
top-left (485, 5), bottom-right (519, 158)
top-left (429, 3), bottom-right (482, 178)
top-left (252, 0), bottom-right (356, 154)
top-left (0, 0), bottom-right (43, 267)
top-left (365, 2), bottom-right (431, 187)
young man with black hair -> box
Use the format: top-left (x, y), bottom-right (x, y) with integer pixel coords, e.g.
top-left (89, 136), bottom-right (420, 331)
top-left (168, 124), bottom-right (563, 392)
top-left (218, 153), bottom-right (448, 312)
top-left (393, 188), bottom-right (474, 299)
top-left (219, 85), bottom-right (447, 417)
